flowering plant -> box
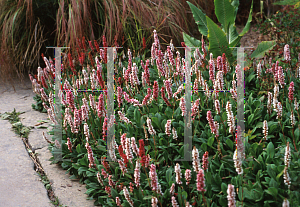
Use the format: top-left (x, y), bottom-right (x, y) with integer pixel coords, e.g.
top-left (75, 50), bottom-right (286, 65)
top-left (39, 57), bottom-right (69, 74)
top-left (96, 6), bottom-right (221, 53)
top-left (30, 31), bottom-right (300, 206)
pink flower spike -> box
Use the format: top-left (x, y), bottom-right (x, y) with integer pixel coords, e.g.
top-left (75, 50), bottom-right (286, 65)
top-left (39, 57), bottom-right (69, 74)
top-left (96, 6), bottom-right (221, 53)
top-left (85, 142), bottom-right (96, 168)
top-left (165, 120), bottom-right (172, 136)
top-left (66, 137), bottom-right (72, 152)
top-left (209, 59), bottom-right (215, 84)
top-left (284, 44), bottom-right (291, 61)
top-left (207, 111), bottom-right (216, 135)
top-left (171, 196), bottom-right (179, 207)
top-left (288, 81), bottom-right (294, 102)
top-left (164, 79), bottom-right (173, 99)
top-left (180, 97), bottom-right (186, 116)
top-left (202, 151), bottom-right (209, 171)
top-left (196, 169), bottom-right (206, 192)
top-left (152, 81), bottom-right (159, 100)
top-left (215, 99), bottom-right (221, 114)
top-left (217, 56), bottom-right (222, 70)
top-left (185, 169), bottom-right (191, 185)
top-left (142, 88), bottom-right (152, 106)
top-left (117, 87), bottom-right (123, 107)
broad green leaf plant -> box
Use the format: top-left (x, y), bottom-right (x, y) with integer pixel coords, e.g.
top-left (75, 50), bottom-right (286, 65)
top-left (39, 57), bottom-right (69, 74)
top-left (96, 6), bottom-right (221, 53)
top-left (183, 0), bottom-right (254, 65)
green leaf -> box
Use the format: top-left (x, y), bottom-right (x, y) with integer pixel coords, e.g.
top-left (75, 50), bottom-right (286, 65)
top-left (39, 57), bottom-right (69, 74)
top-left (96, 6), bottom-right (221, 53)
top-left (187, 1), bottom-right (208, 36)
top-left (248, 114), bottom-right (254, 125)
top-left (80, 155), bottom-right (89, 166)
top-left (201, 143), bottom-right (207, 151)
top-left (206, 16), bottom-right (234, 64)
top-left (265, 187), bottom-right (278, 197)
top-left (69, 175), bottom-right (77, 179)
top-left (269, 123), bottom-right (278, 134)
top-left (226, 139), bottom-right (233, 150)
top-left (151, 117), bottom-right (160, 130)
top-left (229, 24), bottom-right (242, 47)
top-left (134, 108), bottom-right (141, 126)
top-left (239, 0), bottom-right (253, 37)
top-left (269, 178), bottom-right (279, 188)
top-left (207, 137), bottom-right (215, 147)
top-left (143, 195), bottom-right (153, 200)
top-left (214, 0), bottom-right (234, 34)
top-left (78, 167), bottom-right (88, 175)
top-left (221, 183), bottom-right (228, 195)
top-left (111, 188), bottom-right (119, 198)
top-left (251, 41), bottom-right (277, 59)
top-left (76, 144), bottom-right (82, 154)
top-left (182, 191), bottom-right (188, 200)
top-left (253, 100), bottom-right (261, 108)
top-left (267, 142), bottom-right (275, 159)
top-left (267, 165), bottom-right (276, 180)
top-left (231, 0), bottom-right (240, 20)
top-left (183, 32), bottom-right (201, 49)
top-left (276, 168), bottom-right (285, 182)
top-left (166, 168), bottom-right (173, 185)
top-left (85, 188), bottom-right (95, 195)
top-left (165, 107), bottom-right (173, 117)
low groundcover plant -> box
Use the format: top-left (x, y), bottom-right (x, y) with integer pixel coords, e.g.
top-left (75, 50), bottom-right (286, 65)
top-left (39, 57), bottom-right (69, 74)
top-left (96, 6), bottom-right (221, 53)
top-left (29, 29), bottom-right (300, 206)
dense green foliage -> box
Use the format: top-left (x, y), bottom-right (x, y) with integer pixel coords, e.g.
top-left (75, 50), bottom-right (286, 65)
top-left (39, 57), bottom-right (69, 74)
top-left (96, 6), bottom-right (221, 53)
top-left (29, 31), bottom-right (300, 206)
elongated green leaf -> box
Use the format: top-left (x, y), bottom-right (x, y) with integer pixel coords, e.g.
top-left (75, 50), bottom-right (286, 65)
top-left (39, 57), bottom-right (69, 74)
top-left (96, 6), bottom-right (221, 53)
top-left (187, 1), bottom-right (208, 36)
top-left (267, 142), bottom-right (275, 159)
top-left (251, 41), bottom-right (276, 59)
top-left (206, 16), bottom-right (234, 64)
top-left (239, 0), bottom-right (253, 37)
top-left (231, 0), bottom-right (240, 21)
top-left (248, 114), bottom-right (254, 125)
top-left (214, 0), bottom-right (234, 34)
top-left (166, 168), bottom-right (173, 185)
top-left (226, 139), bottom-right (233, 150)
top-left (182, 32), bottom-right (201, 49)
top-left (229, 24), bottom-right (242, 47)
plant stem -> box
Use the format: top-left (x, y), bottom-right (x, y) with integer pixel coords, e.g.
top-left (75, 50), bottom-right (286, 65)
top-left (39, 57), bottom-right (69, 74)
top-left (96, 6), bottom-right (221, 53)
top-left (152, 135), bottom-right (157, 163)
top-left (143, 165), bottom-right (151, 190)
top-left (201, 191), bottom-right (207, 206)
top-left (292, 126), bottom-right (298, 152)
